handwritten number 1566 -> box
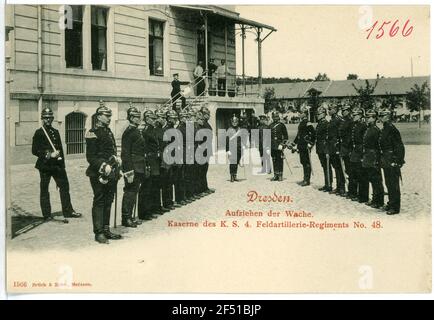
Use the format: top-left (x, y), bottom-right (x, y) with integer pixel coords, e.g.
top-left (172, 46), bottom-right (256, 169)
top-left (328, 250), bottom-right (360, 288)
top-left (366, 19), bottom-right (414, 39)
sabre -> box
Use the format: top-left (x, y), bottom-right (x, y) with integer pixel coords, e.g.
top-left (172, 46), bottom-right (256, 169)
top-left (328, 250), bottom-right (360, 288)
top-left (41, 125), bottom-right (62, 160)
top-left (326, 153), bottom-right (331, 188)
top-left (283, 152), bottom-right (293, 175)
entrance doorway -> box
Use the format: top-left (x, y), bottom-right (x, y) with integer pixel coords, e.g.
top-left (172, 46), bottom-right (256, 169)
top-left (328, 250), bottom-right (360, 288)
top-left (65, 112), bottom-right (86, 154)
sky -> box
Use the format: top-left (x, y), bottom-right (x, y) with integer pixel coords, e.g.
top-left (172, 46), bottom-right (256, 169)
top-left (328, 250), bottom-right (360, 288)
top-left (234, 5), bottom-right (430, 80)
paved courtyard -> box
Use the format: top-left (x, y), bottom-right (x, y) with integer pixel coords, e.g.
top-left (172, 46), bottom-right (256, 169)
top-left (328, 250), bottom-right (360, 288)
top-left (6, 145), bottom-right (431, 293)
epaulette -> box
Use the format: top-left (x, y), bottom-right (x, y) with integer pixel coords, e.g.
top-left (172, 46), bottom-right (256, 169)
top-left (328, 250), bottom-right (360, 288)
top-left (307, 122), bottom-right (312, 126)
top-left (85, 131), bottom-right (97, 139)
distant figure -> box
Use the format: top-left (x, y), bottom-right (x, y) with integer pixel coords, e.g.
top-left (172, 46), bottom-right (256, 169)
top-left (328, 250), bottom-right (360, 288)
top-left (193, 61), bottom-right (205, 96)
top-left (170, 73), bottom-right (187, 110)
top-left (208, 58), bottom-right (217, 96)
top-left (217, 59), bottom-right (228, 96)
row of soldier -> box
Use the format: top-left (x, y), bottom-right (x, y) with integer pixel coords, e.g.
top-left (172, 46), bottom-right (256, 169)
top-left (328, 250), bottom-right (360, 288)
top-left (293, 105), bottom-right (405, 216)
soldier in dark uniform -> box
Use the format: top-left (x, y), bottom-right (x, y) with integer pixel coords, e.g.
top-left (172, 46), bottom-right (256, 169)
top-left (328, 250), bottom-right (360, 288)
top-left (378, 108), bottom-right (405, 215)
top-left (174, 109), bottom-right (189, 205)
top-left (327, 104), bottom-right (345, 195)
top-left (85, 103), bottom-right (122, 244)
top-left (362, 109), bottom-right (384, 209)
top-left (226, 114), bottom-right (244, 182)
top-left (200, 107), bottom-right (215, 194)
top-left (154, 108), bottom-right (173, 211)
top-left (293, 107), bottom-right (316, 186)
top-left (32, 107), bottom-right (81, 220)
top-left (171, 73), bottom-right (188, 110)
top-left (184, 108), bottom-right (197, 201)
top-left (349, 108), bottom-right (369, 203)
top-left (315, 106), bottom-right (332, 191)
top-left (257, 114), bottom-right (271, 174)
top-left (120, 105), bottom-right (143, 228)
top-left (338, 105), bottom-right (355, 198)
top-left (270, 111), bottom-right (289, 181)
top-left (138, 110), bottom-right (161, 219)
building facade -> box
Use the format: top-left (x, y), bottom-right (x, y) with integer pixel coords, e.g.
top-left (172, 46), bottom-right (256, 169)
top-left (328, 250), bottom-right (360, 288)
top-left (6, 4), bottom-right (275, 160)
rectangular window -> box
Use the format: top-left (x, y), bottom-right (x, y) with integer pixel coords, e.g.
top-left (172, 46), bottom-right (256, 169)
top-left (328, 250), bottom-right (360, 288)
top-left (149, 19), bottom-right (164, 76)
top-left (91, 6), bottom-right (108, 70)
top-left (65, 5), bottom-right (83, 68)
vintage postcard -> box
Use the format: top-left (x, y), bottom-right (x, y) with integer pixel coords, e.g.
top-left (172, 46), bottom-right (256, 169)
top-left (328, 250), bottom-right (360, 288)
top-left (3, 3), bottom-right (431, 294)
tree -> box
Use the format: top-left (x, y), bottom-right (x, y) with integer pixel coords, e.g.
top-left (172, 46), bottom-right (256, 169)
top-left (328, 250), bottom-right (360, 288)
top-left (381, 92), bottom-right (402, 111)
top-left (314, 73), bottom-right (330, 81)
top-left (306, 88), bottom-right (322, 122)
top-left (347, 74), bottom-right (358, 80)
top-left (263, 87), bottom-right (278, 114)
top-left (406, 81), bottom-right (430, 127)
top-left (352, 79), bottom-right (378, 110)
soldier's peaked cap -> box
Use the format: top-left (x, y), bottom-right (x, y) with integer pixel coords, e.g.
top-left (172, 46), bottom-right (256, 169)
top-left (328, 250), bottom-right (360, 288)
top-left (365, 109), bottom-right (377, 117)
top-left (352, 108), bottom-right (364, 116)
top-left (143, 109), bottom-right (156, 118)
top-left (166, 110), bottom-right (178, 118)
top-left (379, 108), bottom-right (392, 116)
top-left (258, 114), bottom-right (267, 119)
top-left (317, 106), bottom-right (326, 114)
top-left (96, 104), bottom-right (112, 116)
top-left (155, 109), bottom-right (166, 117)
top-left (41, 107), bottom-right (54, 118)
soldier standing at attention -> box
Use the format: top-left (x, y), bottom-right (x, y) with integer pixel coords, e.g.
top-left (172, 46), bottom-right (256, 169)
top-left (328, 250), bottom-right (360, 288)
top-left (362, 109), bottom-right (384, 209)
top-left (85, 102), bottom-right (122, 244)
top-left (349, 108), bottom-right (368, 203)
top-left (378, 108), bottom-right (405, 215)
top-left (120, 105), bottom-right (143, 228)
top-left (174, 109), bottom-right (189, 205)
top-left (315, 107), bottom-right (332, 191)
top-left (327, 104), bottom-right (345, 195)
top-left (200, 107), bottom-right (215, 194)
top-left (338, 105), bottom-right (354, 198)
top-left (293, 106), bottom-right (316, 186)
top-left (138, 110), bottom-right (162, 219)
top-left (226, 115), bottom-right (243, 182)
top-left (270, 111), bottom-right (289, 181)
top-left (32, 107), bottom-right (81, 221)
top-left (257, 114), bottom-right (271, 174)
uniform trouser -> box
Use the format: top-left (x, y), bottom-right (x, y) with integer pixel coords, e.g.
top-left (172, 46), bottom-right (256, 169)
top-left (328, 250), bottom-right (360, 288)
top-left (39, 168), bottom-right (73, 217)
top-left (229, 151), bottom-right (241, 175)
top-left (299, 148), bottom-right (311, 182)
top-left (218, 78), bottom-right (226, 96)
top-left (343, 156), bottom-right (356, 197)
top-left (317, 153), bottom-right (333, 187)
top-left (121, 172), bottom-right (143, 220)
top-left (364, 167), bottom-right (384, 206)
top-left (330, 154), bottom-right (345, 190)
top-left (271, 149), bottom-right (284, 174)
top-left (160, 167), bottom-right (174, 207)
top-left (174, 165), bottom-right (185, 202)
top-left (138, 175), bottom-right (160, 218)
top-left (383, 167), bottom-right (401, 211)
top-left (89, 176), bottom-right (117, 235)
top-left (199, 163), bottom-right (209, 192)
top-left (259, 149), bottom-right (272, 172)
top-left (185, 164), bottom-right (195, 198)
top-left (350, 161), bottom-right (369, 201)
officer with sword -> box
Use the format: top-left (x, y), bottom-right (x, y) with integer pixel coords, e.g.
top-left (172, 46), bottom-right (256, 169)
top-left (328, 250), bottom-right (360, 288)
top-left (315, 106), bottom-right (332, 192)
top-left (32, 107), bottom-right (81, 221)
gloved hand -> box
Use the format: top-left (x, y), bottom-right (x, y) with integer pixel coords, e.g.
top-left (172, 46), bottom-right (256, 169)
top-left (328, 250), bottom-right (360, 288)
top-left (307, 143), bottom-right (313, 149)
top-left (226, 151), bottom-right (232, 156)
top-left (125, 170), bottom-right (134, 183)
top-left (104, 164), bottom-right (112, 176)
top-left (278, 144), bottom-right (283, 151)
top-left (116, 156), bottom-right (122, 166)
top-left (266, 149), bottom-right (271, 155)
top-left (50, 150), bottom-right (60, 158)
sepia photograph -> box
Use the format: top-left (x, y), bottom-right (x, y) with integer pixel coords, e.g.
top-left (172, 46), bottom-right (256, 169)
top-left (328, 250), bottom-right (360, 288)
top-left (3, 2), bottom-right (431, 294)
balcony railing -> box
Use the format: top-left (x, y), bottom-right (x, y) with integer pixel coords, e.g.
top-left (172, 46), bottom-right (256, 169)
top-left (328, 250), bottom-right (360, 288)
top-left (206, 74), bottom-right (262, 98)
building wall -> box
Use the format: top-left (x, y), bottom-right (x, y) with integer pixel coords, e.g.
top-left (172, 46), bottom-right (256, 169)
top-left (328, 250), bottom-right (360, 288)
top-left (8, 4), bottom-right (238, 155)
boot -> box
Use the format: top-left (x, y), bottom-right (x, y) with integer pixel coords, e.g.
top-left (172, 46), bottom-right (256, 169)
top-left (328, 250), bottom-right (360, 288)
top-left (230, 174), bottom-right (235, 182)
top-left (95, 233), bottom-right (109, 244)
top-left (271, 174), bottom-right (279, 181)
top-left (233, 175), bottom-right (239, 182)
top-left (121, 217), bottom-right (137, 228)
top-left (300, 181), bottom-right (310, 187)
top-left (103, 226), bottom-right (122, 240)
top-left (278, 173), bottom-right (283, 181)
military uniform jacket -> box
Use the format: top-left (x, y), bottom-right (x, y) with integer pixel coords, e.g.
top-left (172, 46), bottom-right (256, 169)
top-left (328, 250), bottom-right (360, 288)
top-left (200, 121), bottom-right (213, 159)
top-left (350, 121), bottom-right (367, 162)
top-left (177, 122), bottom-right (188, 163)
top-left (327, 115), bottom-right (342, 155)
top-left (338, 116), bottom-right (353, 156)
top-left (315, 119), bottom-right (329, 155)
top-left (270, 121), bottom-right (288, 150)
top-left (85, 126), bottom-right (117, 177)
top-left (226, 125), bottom-right (243, 154)
top-left (142, 125), bottom-right (161, 176)
top-left (121, 125), bottom-right (145, 174)
top-left (161, 123), bottom-right (175, 169)
top-left (379, 122), bottom-right (405, 168)
top-left (294, 119), bottom-right (316, 151)
top-left (32, 126), bottom-right (65, 171)
top-left (362, 124), bottom-right (381, 168)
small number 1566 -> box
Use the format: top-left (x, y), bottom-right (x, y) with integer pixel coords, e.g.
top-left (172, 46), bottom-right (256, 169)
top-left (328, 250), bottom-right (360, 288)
top-left (366, 19), bottom-right (414, 39)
